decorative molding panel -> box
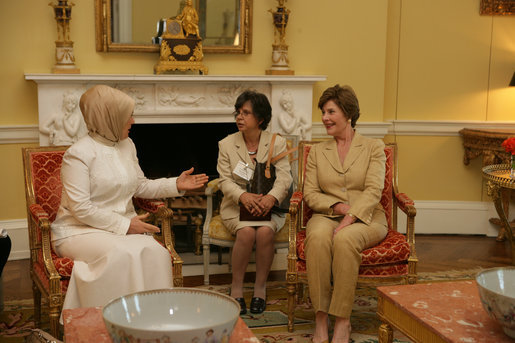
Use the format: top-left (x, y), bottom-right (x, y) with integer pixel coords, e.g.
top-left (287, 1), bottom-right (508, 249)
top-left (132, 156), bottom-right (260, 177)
top-left (0, 125), bottom-right (39, 144)
top-left (388, 120), bottom-right (515, 136)
top-left (2, 120), bottom-right (515, 144)
top-left (312, 122), bottom-right (390, 139)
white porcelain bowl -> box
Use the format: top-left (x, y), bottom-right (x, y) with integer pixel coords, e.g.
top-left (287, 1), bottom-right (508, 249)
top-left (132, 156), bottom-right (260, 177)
top-left (103, 288), bottom-right (240, 343)
top-left (476, 267), bottom-right (515, 338)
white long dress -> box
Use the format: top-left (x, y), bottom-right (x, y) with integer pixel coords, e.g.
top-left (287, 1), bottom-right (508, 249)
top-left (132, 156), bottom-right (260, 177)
top-left (51, 135), bottom-right (184, 313)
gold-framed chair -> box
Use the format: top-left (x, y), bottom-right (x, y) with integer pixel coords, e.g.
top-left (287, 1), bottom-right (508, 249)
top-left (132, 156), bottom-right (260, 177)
top-left (286, 141), bottom-right (417, 332)
top-left (22, 146), bottom-right (183, 338)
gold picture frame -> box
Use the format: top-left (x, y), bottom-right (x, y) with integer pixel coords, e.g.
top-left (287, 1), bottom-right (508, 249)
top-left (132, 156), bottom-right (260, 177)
top-left (480, 0), bottom-right (514, 15)
top-left (94, 0), bottom-right (252, 54)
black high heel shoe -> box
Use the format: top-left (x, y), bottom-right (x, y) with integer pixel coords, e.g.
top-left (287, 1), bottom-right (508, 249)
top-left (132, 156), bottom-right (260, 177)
top-left (250, 297), bottom-right (266, 314)
top-left (235, 297), bottom-right (247, 315)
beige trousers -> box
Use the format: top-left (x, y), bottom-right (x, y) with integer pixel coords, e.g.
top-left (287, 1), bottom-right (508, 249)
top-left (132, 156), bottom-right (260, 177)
top-left (305, 212), bottom-right (387, 318)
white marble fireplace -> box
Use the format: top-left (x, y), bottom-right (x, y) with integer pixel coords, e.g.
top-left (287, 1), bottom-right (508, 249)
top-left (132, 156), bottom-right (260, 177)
top-left (25, 74), bottom-right (326, 146)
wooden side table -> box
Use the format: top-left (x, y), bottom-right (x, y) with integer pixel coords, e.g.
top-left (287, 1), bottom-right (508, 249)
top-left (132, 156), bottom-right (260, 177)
top-left (459, 128), bottom-right (515, 241)
top-left (482, 164), bottom-right (515, 264)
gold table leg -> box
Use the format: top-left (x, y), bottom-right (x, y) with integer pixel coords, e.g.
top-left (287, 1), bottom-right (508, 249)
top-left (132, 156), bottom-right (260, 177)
top-left (378, 323), bottom-right (393, 343)
top-left (487, 181), bottom-right (515, 264)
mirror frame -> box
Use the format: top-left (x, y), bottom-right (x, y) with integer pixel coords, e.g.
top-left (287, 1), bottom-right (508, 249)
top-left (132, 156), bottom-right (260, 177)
top-left (95, 0), bottom-right (253, 54)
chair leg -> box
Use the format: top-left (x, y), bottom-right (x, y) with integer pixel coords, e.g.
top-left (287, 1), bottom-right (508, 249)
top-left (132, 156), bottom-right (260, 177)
top-left (287, 280), bottom-right (297, 332)
top-left (194, 215), bottom-right (203, 256)
top-left (217, 246), bottom-right (223, 265)
top-left (228, 247), bottom-right (233, 272)
top-left (203, 243), bottom-right (210, 285)
top-left (48, 303), bottom-right (61, 339)
top-left (32, 282), bottom-right (41, 328)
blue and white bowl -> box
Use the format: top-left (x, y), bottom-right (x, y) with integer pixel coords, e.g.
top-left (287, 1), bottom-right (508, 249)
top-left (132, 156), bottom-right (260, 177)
top-left (103, 288), bottom-right (240, 343)
top-left (476, 267), bottom-right (515, 338)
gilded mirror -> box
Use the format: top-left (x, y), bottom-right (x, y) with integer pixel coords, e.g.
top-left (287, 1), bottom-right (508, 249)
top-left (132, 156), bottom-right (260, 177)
top-left (95, 0), bottom-right (252, 53)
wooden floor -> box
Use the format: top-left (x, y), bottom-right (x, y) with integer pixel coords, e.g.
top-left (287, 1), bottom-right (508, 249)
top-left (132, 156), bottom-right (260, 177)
top-left (2, 234), bottom-right (513, 302)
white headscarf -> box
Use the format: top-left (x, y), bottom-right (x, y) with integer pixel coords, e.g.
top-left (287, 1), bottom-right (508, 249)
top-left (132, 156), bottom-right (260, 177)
top-left (79, 85), bottom-right (134, 145)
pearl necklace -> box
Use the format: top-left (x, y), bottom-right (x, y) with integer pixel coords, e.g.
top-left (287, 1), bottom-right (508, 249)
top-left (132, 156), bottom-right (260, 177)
top-left (248, 150), bottom-right (257, 155)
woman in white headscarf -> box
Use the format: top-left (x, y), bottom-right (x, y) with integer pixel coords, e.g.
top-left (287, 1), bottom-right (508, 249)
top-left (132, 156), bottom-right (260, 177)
top-left (51, 85), bottom-right (209, 313)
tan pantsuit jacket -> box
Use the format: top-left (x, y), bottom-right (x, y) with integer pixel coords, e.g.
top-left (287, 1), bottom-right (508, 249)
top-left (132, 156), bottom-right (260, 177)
top-left (303, 133), bottom-right (388, 317)
top-left (217, 131), bottom-right (292, 233)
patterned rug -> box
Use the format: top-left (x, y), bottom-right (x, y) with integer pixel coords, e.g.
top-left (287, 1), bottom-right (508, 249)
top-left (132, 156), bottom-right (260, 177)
top-left (0, 268), bottom-right (483, 343)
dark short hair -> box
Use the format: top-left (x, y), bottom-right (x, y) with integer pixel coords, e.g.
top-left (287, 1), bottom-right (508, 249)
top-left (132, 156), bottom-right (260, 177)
top-left (234, 90), bottom-right (272, 130)
top-left (317, 84), bottom-right (360, 128)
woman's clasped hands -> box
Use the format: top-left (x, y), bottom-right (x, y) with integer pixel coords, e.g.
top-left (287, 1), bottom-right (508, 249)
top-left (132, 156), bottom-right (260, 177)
top-left (240, 192), bottom-right (277, 217)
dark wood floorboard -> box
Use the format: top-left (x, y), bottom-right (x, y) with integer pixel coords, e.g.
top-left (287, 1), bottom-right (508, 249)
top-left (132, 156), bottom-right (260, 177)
top-left (2, 234), bottom-right (512, 301)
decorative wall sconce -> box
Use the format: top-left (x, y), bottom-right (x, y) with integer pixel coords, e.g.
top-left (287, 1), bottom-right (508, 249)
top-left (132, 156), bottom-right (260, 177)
top-left (266, 0), bottom-right (294, 75)
top-left (49, 0), bottom-right (80, 74)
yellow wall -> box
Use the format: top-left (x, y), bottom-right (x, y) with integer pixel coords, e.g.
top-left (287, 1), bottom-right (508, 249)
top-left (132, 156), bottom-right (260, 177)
top-left (0, 0), bottom-right (514, 221)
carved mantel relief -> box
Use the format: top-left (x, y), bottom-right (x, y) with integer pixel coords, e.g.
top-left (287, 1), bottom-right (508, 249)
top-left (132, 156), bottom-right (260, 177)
top-left (25, 74), bottom-right (326, 146)
top-left (40, 90), bottom-right (87, 145)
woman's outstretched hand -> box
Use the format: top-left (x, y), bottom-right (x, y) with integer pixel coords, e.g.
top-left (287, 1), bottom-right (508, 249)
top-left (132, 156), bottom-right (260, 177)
top-left (177, 167), bottom-right (209, 191)
top-left (128, 212), bottom-right (161, 235)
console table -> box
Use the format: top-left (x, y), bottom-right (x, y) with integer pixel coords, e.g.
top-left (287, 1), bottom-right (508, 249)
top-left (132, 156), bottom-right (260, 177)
top-left (459, 128), bottom-right (515, 241)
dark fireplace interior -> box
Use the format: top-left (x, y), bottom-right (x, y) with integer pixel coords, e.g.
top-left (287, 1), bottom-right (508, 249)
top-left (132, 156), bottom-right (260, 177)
top-left (130, 123), bottom-right (238, 180)
top-left (130, 123), bottom-right (237, 255)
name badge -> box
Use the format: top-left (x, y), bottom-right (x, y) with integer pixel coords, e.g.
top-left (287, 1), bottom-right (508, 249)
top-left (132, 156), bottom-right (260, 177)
top-left (233, 160), bottom-right (254, 181)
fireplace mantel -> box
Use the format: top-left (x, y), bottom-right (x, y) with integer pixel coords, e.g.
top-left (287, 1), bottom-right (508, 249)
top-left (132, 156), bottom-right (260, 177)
top-left (25, 74), bottom-right (326, 146)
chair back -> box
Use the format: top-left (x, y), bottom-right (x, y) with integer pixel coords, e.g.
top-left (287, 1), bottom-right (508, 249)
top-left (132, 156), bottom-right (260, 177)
top-left (297, 141), bottom-right (397, 231)
top-left (23, 147), bottom-right (67, 222)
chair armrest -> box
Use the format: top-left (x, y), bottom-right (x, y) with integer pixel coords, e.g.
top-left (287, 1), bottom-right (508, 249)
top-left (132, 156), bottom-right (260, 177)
top-left (27, 204), bottom-right (61, 280)
top-left (287, 192), bottom-right (302, 278)
top-left (132, 197), bottom-right (166, 214)
top-left (395, 193), bottom-right (416, 217)
top-left (29, 203), bottom-right (50, 222)
top-left (202, 178), bottom-right (221, 238)
top-left (393, 191), bottom-right (417, 272)
top-left (205, 178), bottom-right (220, 195)
top-left (133, 197), bottom-right (183, 287)
top-left (290, 191), bottom-right (303, 205)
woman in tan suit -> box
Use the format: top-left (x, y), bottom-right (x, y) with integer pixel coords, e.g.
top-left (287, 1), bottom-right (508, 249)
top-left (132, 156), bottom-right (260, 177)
top-left (304, 85), bottom-right (388, 343)
top-left (217, 90), bottom-right (292, 315)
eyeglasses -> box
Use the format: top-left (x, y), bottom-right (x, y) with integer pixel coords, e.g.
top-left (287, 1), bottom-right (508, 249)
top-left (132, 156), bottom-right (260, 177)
top-left (233, 109), bottom-right (254, 118)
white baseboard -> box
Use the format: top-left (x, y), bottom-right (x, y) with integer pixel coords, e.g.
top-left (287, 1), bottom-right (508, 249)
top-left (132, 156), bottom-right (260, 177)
top-left (4, 201), bottom-right (504, 262)
top-left (3, 219), bottom-right (30, 260)
top-left (397, 200), bottom-right (501, 237)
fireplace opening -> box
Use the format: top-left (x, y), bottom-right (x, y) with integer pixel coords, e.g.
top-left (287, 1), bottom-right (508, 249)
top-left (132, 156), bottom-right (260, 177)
top-left (130, 123), bottom-right (238, 180)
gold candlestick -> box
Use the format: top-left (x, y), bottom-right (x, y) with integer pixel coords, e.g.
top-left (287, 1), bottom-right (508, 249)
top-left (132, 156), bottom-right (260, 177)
top-left (266, 0), bottom-right (294, 75)
top-left (49, 0), bottom-right (80, 74)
